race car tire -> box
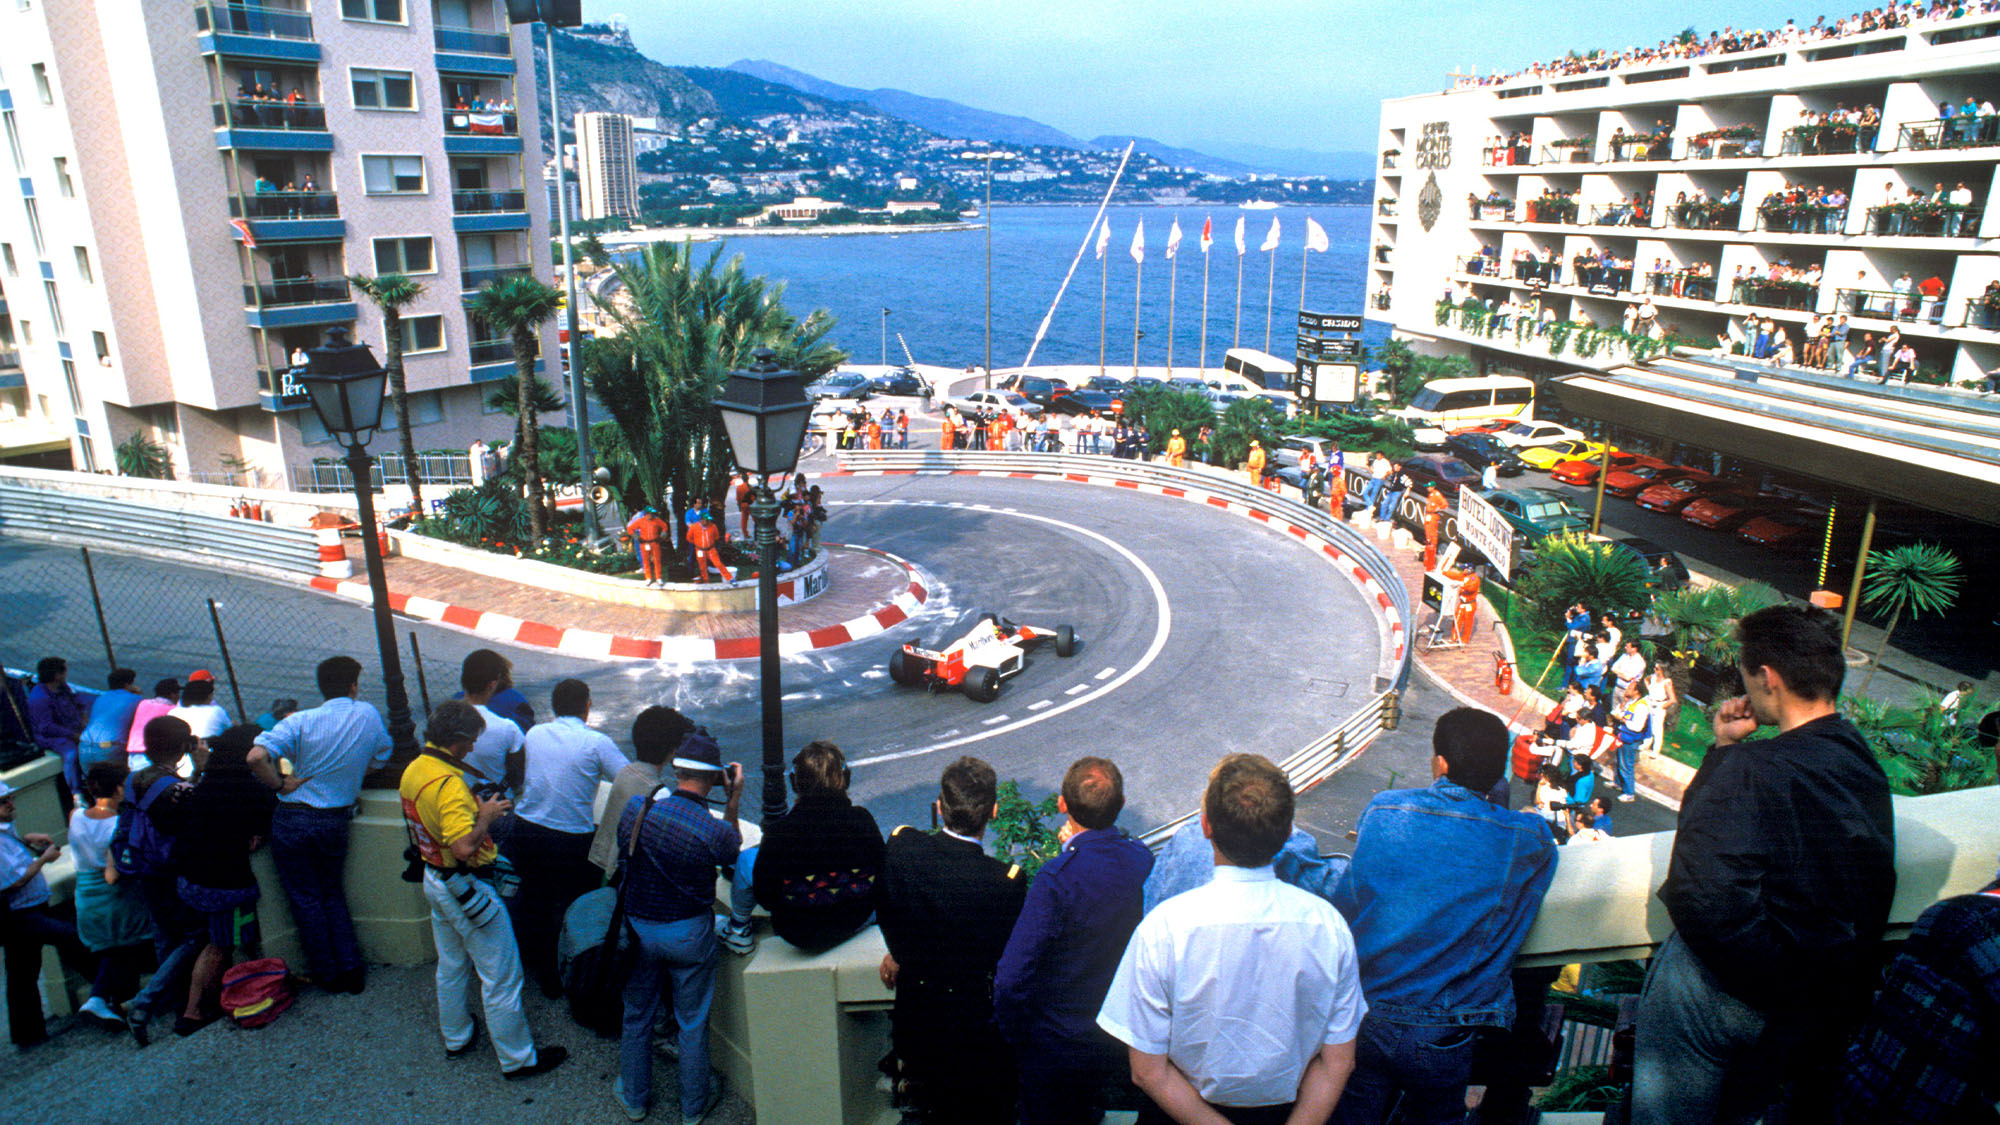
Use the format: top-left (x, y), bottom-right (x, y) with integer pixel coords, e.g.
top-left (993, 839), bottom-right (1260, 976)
top-left (1055, 625), bottom-right (1075, 658)
top-left (966, 667), bottom-right (1001, 703)
top-left (889, 648), bottom-right (919, 686)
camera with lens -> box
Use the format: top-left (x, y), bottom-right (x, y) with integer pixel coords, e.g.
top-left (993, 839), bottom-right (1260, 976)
top-left (471, 782), bottom-right (509, 802)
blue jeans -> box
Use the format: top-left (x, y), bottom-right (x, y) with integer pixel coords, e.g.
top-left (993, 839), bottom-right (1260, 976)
top-left (1631, 932), bottom-right (1816, 1125)
top-left (1376, 488), bottom-right (1404, 522)
top-left (620, 914), bottom-right (719, 1117)
top-left (1330, 1014), bottom-right (1482, 1125)
top-left (130, 873), bottom-right (202, 1020)
top-left (1363, 477), bottom-right (1384, 513)
top-left (726, 846), bottom-right (757, 927)
top-left (1616, 732), bottom-right (1641, 796)
top-left (269, 803), bottom-right (361, 980)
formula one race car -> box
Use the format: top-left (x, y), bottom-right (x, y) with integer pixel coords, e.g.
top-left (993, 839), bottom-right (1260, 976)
top-left (888, 611), bottom-right (1077, 702)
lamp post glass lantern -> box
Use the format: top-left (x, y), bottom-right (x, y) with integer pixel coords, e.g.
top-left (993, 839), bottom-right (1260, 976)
top-left (299, 326), bottom-right (418, 763)
top-left (713, 348), bottom-right (814, 820)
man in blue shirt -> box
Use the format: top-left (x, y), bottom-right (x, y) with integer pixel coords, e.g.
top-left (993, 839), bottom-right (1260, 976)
top-left (994, 758), bottom-right (1154, 1125)
top-left (26, 656), bottom-right (86, 797)
top-left (78, 668), bottom-right (142, 774)
top-left (249, 655), bottom-right (393, 995)
top-left (1330, 707), bottom-right (1557, 1125)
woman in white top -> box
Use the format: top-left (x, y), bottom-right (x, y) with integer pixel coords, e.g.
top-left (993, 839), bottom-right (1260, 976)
top-left (67, 761), bottom-right (157, 1021)
top-left (1644, 659), bottom-right (1679, 754)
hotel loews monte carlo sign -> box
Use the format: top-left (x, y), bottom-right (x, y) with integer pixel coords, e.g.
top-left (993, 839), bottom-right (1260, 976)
top-left (1416, 120), bottom-right (1450, 231)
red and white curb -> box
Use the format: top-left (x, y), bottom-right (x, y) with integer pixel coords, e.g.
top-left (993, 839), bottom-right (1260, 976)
top-left (826, 468), bottom-right (1407, 664)
top-left (304, 544), bottom-right (930, 663)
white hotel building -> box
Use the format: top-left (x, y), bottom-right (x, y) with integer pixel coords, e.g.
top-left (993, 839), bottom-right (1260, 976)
top-left (1368, 12), bottom-right (2000, 389)
top-left (0, 0), bottom-right (553, 483)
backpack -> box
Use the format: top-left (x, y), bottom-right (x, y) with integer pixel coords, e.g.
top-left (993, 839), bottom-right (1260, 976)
top-left (561, 788), bottom-right (659, 1038)
top-left (220, 958), bottom-right (295, 1028)
top-left (110, 775), bottom-right (184, 877)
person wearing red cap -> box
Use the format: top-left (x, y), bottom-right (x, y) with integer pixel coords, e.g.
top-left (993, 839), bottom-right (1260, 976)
top-left (169, 671), bottom-right (232, 740)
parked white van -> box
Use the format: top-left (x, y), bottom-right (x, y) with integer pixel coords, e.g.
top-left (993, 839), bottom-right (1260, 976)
top-left (1214, 348), bottom-right (1298, 414)
top-left (1391, 375), bottom-right (1536, 447)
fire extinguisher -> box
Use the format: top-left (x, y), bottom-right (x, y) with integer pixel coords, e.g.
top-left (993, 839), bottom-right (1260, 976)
top-left (228, 499), bottom-right (242, 519)
top-left (248, 499), bottom-right (265, 522)
top-left (1495, 654), bottom-right (1515, 696)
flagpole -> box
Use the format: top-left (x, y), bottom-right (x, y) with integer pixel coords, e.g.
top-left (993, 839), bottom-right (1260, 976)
top-left (1300, 243), bottom-right (1310, 313)
top-left (1022, 142), bottom-right (1134, 370)
top-left (1099, 236), bottom-right (1108, 380)
top-left (1167, 242), bottom-right (1178, 378)
top-left (1264, 245), bottom-right (1277, 354)
top-left (1233, 241), bottom-right (1244, 353)
top-left (1133, 247), bottom-right (1143, 379)
top-left (1201, 239), bottom-right (1211, 375)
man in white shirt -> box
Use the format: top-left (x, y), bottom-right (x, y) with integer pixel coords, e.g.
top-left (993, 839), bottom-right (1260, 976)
top-left (167, 670), bottom-right (231, 739)
top-left (457, 649), bottom-right (526, 788)
top-left (505, 677), bottom-right (629, 997)
top-left (1098, 753), bottom-right (1365, 1122)
top-left (1610, 640), bottom-right (1649, 700)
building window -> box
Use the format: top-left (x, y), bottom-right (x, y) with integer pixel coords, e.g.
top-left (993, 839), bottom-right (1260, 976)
top-left (78, 437), bottom-right (98, 473)
top-left (385, 389), bottom-right (444, 428)
top-left (298, 408), bottom-right (330, 444)
top-left (73, 246), bottom-right (91, 282)
top-left (18, 319), bottom-right (30, 345)
top-left (92, 330), bottom-right (109, 364)
top-left (43, 280), bottom-right (64, 336)
top-left (31, 63), bottom-right (52, 105)
top-left (351, 68), bottom-right (416, 111)
top-left (402, 313), bottom-right (444, 354)
top-left (371, 235), bottom-right (433, 274)
top-left (1, 243), bottom-right (15, 275)
top-left (54, 157), bottom-right (73, 197)
top-left (24, 197), bottom-right (44, 254)
top-left (61, 357), bottom-right (80, 412)
top-left (3, 111), bottom-right (23, 172)
top-left (341, 0), bottom-right (404, 23)
top-left (361, 154), bottom-right (424, 194)
top-left (482, 389), bottom-right (506, 415)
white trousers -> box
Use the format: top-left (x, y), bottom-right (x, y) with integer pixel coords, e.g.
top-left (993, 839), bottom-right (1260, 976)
top-left (423, 868), bottom-right (537, 1073)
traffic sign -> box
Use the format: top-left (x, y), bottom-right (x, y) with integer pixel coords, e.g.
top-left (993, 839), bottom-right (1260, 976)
top-left (1298, 311), bottom-right (1364, 332)
top-left (1317, 338), bottom-right (1363, 358)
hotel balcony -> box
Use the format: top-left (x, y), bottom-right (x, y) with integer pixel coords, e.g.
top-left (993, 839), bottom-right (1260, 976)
top-left (469, 336), bottom-right (542, 382)
top-left (1729, 279), bottom-right (1818, 312)
top-left (1754, 204), bottom-right (1847, 235)
top-left (1643, 272), bottom-right (1720, 302)
top-left (1665, 202), bottom-right (1741, 231)
top-left (1776, 124), bottom-right (1873, 156)
top-left (228, 190), bottom-right (342, 243)
top-left (434, 26), bottom-right (516, 75)
top-left (1894, 114), bottom-right (2000, 151)
top-left (212, 98), bottom-right (331, 152)
top-left (194, 2), bottom-right (318, 63)
top-left (1863, 204), bottom-right (1984, 237)
top-left (442, 110), bottom-right (521, 156)
top-left (1836, 287), bottom-right (1948, 324)
top-left (1960, 301), bottom-right (2000, 330)
top-left (241, 277), bottom-right (357, 329)
top-left (451, 189), bottom-right (530, 234)
top-left (460, 263), bottom-right (533, 292)
top-left (255, 365), bottom-right (312, 412)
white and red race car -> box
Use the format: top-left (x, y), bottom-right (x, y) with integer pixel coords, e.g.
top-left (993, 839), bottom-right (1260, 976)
top-left (888, 611), bottom-right (1077, 702)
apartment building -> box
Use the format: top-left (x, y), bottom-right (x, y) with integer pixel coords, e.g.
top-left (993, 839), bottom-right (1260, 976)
top-left (574, 109), bottom-right (635, 221)
top-left (1369, 11), bottom-right (2000, 389)
top-left (0, 0), bottom-right (553, 484)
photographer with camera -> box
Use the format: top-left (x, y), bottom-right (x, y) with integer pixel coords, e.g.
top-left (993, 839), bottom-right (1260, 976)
top-left (400, 700), bottom-right (567, 1080)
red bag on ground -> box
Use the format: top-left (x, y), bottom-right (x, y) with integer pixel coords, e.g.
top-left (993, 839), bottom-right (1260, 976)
top-left (220, 958), bottom-right (295, 1028)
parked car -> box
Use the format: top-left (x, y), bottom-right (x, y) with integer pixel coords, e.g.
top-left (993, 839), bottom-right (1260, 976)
top-left (1494, 420), bottom-right (1586, 449)
top-left (1603, 463), bottom-right (1708, 500)
top-left (1548, 450), bottom-right (1645, 487)
top-left (806, 370), bottom-right (874, 402)
top-left (1444, 431), bottom-right (1527, 477)
top-left (947, 389), bottom-right (1043, 417)
top-left (1050, 389), bottom-right (1116, 416)
top-left (1270, 435), bottom-right (1337, 471)
top-left (1736, 513), bottom-right (1817, 553)
top-left (1635, 475), bottom-right (1727, 515)
top-left (868, 368), bottom-right (928, 396)
top-left (996, 373), bottom-right (1070, 410)
top-left (1482, 487), bottom-right (1590, 544)
top-left (1681, 486), bottom-right (1776, 531)
top-left (1518, 438), bottom-right (1607, 472)
top-left (1610, 537), bottom-right (1691, 590)
top-left (1401, 453), bottom-right (1482, 498)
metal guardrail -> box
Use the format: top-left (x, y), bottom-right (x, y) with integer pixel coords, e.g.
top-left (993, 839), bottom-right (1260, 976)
top-left (835, 449), bottom-right (1414, 838)
top-left (0, 483), bottom-right (319, 575)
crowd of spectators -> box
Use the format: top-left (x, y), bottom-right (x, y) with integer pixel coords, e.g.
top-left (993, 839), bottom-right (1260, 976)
top-left (1450, 1), bottom-right (2000, 89)
top-left (7, 599), bottom-right (1997, 1121)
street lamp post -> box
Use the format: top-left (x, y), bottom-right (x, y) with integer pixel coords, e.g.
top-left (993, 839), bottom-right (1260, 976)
top-left (298, 327), bottom-right (417, 763)
top-left (960, 151), bottom-right (1013, 380)
top-left (880, 306), bottom-right (890, 369)
top-left (712, 348), bottom-right (815, 821)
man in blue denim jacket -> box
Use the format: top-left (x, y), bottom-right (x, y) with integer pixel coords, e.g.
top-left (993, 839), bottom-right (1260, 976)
top-left (1329, 707), bottom-right (1556, 1125)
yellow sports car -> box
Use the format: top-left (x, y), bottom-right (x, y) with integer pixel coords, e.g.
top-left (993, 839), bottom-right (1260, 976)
top-left (1518, 438), bottom-right (1608, 472)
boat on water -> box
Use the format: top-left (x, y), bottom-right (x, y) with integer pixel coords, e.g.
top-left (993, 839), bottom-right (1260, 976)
top-left (1239, 200), bottom-right (1280, 210)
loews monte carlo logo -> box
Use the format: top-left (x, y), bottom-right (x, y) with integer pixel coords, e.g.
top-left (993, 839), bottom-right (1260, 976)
top-left (1417, 174), bottom-right (1443, 232)
top-left (1415, 121), bottom-right (1451, 170)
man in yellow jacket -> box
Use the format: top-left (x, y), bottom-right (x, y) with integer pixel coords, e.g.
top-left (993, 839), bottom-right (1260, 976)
top-left (1246, 440), bottom-right (1267, 488)
top-left (1165, 429), bottom-right (1187, 467)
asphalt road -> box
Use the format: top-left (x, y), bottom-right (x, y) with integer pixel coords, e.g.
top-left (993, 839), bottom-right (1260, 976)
top-left (3, 472), bottom-right (1383, 835)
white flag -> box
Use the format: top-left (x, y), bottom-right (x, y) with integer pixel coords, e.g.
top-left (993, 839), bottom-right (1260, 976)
top-left (1233, 215), bottom-right (1246, 256)
top-left (1260, 217), bottom-right (1281, 252)
top-left (1095, 218), bottom-right (1111, 260)
top-left (1200, 216), bottom-right (1213, 253)
top-left (1130, 218), bottom-right (1145, 264)
top-left (1167, 217), bottom-right (1183, 259)
top-left (1305, 216), bottom-right (1330, 253)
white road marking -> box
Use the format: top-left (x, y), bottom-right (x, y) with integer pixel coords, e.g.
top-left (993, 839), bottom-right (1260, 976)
top-left (981, 714), bottom-right (1012, 725)
top-left (846, 503), bottom-right (1174, 768)
top-left (1027, 699), bottom-right (1053, 711)
top-left (1065, 684), bottom-right (1090, 696)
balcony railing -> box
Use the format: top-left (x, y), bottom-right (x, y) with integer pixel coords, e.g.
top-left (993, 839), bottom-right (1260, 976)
top-left (443, 110), bottom-right (519, 137)
top-left (1370, 290), bottom-right (1391, 311)
top-left (1469, 202), bottom-right (1515, 222)
top-left (0, 349), bottom-right (20, 370)
top-left (461, 263), bottom-right (534, 290)
top-left (1667, 202), bottom-right (1741, 231)
top-left (1961, 301), bottom-right (2000, 330)
top-left (1482, 142), bottom-right (1532, 166)
top-left (1458, 255), bottom-right (1499, 277)
top-left (1864, 204), bottom-right (1983, 237)
top-left (244, 277), bottom-right (351, 308)
top-left (1778, 124), bottom-right (1870, 155)
top-left (230, 190), bottom-right (338, 220)
top-left (1644, 272), bottom-right (1719, 301)
top-left (1513, 259), bottom-right (1560, 285)
top-left (1755, 204), bottom-right (1847, 234)
top-left (1836, 287), bottom-right (1944, 323)
top-left (1895, 114), bottom-right (2000, 151)
top-left (1606, 133), bottom-right (1672, 161)
top-left (1538, 143), bottom-right (1593, 165)
top-left (294, 457), bottom-right (475, 492)
top-left (1377, 200), bottom-right (1398, 218)
top-left (452, 189), bottom-right (527, 215)
top-left (469, 338), bottom-right (540, 365)
top-left (1520, 198), bottom-right (1578, 225)
top-left (1572, 265), bottom-right (1632, 292)
top-left (213, 97), bottom-right (326, 131)
top-left (1373, 245), bottom-right (1392, 264)
top-left (1684, 134), bottom-right (1762, 159)
top-left (1588, 203), bottom-right (1649, 227)
top-left (194, 2), bottom-right (313, 41)
top-left (434, 26), bottom-right (511, 56)
top-left (1730, 279), bottom-right (1818, 311)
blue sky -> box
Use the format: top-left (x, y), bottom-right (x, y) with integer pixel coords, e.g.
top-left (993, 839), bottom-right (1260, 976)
top-left (613, 1), bottom-right (1818, 153)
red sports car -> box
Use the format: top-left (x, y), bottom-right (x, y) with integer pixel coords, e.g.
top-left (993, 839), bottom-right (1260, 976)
top-left (1682, 487), bottom-right (1774, 531)
top-left (1636, 476), bottom-right (1725, 515)
top-left (1737, 513), bottom-right (1816, 553)
top-left (1548, 451), bottom-right (1643, 487)
top-left (1604, 464), bottom-right (1708, 500)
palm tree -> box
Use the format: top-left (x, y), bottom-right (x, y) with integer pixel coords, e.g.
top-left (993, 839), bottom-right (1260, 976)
top-left (468, 275), bottom-right (564, 544)
top-left (483, 373), bottom-right (566, 463)
top-left (350, 272), bottom-right (427, 512)
top-left (1858, 542), bottom-right (1964, 694)
top-left (114, 431), bottom-right (173, 480)
top-left (1652, 580), bottom-right (1782, 707)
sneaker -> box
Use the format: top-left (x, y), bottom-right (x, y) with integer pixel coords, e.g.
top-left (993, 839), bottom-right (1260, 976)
top-left (1618, 793), bottom-right (1637, 803)
top-left (172, 1012), bottom-right (220, 1038)
top-left (445, 1020), bottom-right (481, 1059)
top-left (613, 1076), bottom-right (647, 1121)
top-left (503, 1044), bottom-right (570, 1081)
top-left (79, 996), bottom-right (125, 1031)
top-left (715, 916), bottom-right (755, 956)
top-left (125, 1008), bottom-right (150, 1049)
top-left (684, 1073), bottom-right (727, 1125)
